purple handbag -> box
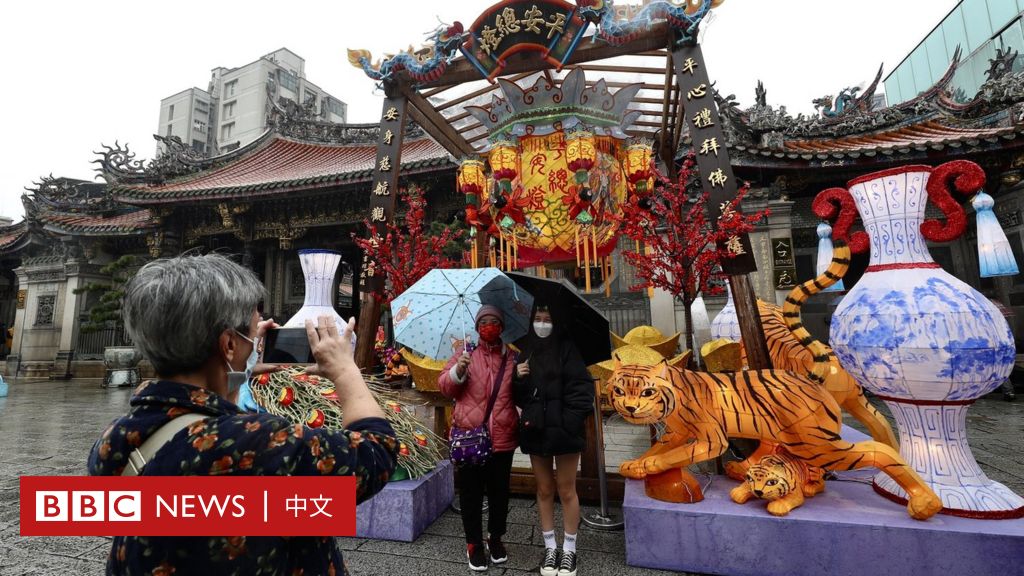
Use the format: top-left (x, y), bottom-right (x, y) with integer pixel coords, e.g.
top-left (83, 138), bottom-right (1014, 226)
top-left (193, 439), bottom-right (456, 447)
top-left (449, 353), bottom-right (510, 466)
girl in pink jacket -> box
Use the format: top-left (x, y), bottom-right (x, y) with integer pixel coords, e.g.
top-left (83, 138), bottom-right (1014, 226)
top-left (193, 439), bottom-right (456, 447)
top-left (438, 305), bottom-right (519, 571)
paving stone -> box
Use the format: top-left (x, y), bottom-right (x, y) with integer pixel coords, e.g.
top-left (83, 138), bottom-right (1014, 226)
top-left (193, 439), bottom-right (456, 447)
top-left (334, 536), bottom-right (367, 551)
top-left (0, 379), bottom-right (1021, 576)
top-left (344, 549), bottom-right (503, 576)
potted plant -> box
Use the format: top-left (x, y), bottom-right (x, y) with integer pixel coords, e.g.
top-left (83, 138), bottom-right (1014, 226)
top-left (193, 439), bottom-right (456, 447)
top-left (75, 255), bottom-right (144, 387)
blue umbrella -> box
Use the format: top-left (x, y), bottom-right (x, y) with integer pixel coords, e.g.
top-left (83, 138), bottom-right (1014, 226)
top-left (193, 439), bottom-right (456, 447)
top-left (391, 268), bottom-right (534, 361)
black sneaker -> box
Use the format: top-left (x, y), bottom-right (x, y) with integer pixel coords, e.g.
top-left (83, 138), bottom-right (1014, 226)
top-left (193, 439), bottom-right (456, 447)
top-left (558, 551), bottom-right (577, 576)
top-left (467, 542), bottom-right (488, 572)
top-left (540, 547), bottom-right (559, 576)
top-left (487, 537), bottom-right (508, 564)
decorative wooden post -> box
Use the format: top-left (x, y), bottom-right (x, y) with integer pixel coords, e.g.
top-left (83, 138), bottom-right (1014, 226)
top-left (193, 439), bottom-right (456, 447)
top-left (355, 83), bottom-right (408, 371)
top-left (671, 41), bottom-right (771, 369)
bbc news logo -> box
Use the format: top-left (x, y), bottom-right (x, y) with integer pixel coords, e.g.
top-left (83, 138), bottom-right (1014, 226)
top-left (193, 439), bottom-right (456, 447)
top-left (21, 476), bottom-right (356, 537)
top-left (36, 491), bottom-right (141, 522)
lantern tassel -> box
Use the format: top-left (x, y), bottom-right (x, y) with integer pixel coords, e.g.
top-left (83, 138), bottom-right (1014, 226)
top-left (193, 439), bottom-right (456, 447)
top-left (584, 230), bottom-right (591, 293)
top-left (974, 192), bottom-right (1020, 278)
top-left (575, 226), bottom-right (581, 268)
top-left (816, 222), bottom-right (845, 292)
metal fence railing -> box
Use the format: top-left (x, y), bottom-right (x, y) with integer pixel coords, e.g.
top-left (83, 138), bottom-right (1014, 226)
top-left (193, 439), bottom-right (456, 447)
top-left (584, 293), bottom-right (652, 337)
top-left (75, 319), bottom-right (132, 359)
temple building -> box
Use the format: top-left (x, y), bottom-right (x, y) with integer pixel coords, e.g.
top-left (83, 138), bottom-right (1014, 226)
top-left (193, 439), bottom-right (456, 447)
top-left (3, 44), bottom-right (1024, 379)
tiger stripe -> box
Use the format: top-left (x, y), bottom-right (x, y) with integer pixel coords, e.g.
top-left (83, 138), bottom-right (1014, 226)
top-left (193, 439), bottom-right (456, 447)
top-left (781, 240), bottom-right (851, 383)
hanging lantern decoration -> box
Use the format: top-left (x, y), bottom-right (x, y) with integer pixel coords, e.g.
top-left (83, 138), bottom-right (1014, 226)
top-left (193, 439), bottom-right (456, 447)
top-left (463, 68), bottom-right (642, 270)
top-left (458, 158), bottom-right (487, 230)
top-left (624, 139), bottom-right (655, 208)
top-left (973, 191), bottom-right (1020, 278)
top-left (565, 129), bottom-right (598, 225)
top-left (816, 222), bottom-right (845, 292)
top-left (488, 137), bottom-right (524, 232)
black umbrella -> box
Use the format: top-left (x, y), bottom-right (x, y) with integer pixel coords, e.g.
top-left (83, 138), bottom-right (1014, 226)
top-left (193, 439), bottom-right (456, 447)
top-left (506, 272), bottom-right (611, 366)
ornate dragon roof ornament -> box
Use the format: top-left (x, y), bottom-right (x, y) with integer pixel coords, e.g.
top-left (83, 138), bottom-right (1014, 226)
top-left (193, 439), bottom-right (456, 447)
top-left (265, 77), bottom-right (423, 143)
top-left (347, 21), bottom-right (466, 86)
top-left (93, 136), bottom-right (209, 185)
top-left (24, 175), bottom-right (116, 215)
top-left (465, 67), bottom-right (641, 144)
top-left (576, 0), bottom-right (724, 46)
top-left (986, 46), bottom-right (1019, 83)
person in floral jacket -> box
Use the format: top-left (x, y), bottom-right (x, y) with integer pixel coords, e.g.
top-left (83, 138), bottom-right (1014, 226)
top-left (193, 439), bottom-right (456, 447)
top-left (88, 254), bottom-right (397, 576)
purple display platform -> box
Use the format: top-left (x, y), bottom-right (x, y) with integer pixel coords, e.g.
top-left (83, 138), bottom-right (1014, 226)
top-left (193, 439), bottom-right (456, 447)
top-left (624, 428), bottom-right (1024, 576)
top-left (356, 460), bottom-right (454, 542)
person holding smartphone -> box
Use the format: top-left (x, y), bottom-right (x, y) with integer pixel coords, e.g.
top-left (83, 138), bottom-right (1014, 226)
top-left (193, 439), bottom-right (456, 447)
top-left (88, 253), bottom-right (397, 576)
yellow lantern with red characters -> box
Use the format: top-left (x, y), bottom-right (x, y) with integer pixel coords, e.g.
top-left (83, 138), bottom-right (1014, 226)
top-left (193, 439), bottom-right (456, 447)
top-left (625, 139), bottom-right (655, 209)
top-left (464, 68), bottom-right (644, 287)
top-left (565, 129), bottom-right (598, 225)
top-left (488, 137), bottom-right (523, 232)
top-left (458, 159), bottom-right (487, 230)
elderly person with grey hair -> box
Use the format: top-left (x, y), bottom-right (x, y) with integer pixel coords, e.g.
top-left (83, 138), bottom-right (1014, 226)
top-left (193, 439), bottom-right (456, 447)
top-left (88, 253), bottom-right (397, 576)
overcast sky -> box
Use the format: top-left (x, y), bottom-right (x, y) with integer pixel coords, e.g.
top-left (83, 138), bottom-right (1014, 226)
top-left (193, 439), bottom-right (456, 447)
top-left (0, 0), bottom-right (959, 220)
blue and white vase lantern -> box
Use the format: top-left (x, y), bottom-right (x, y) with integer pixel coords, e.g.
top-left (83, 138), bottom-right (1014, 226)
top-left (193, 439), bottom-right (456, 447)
top-left (710, 285), bottom-right (741, 343)
top-left (283, 250), bottom-right (354, 350)
top-left (819, 161), bottom-right (1023, 518)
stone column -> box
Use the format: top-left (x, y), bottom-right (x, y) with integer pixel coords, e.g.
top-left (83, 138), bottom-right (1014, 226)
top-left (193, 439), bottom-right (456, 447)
top-left (743, 196), bottom-right (776, 302)
top-left (6, 268), bottom-right (28, 376)
top-left (649, 287), bottom-right (678, 338)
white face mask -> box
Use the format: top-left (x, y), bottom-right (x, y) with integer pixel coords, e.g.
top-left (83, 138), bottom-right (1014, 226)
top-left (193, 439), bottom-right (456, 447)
top-left (533, 322), bottom-right (553, 338)
top-left (225, 331), bottom-right (260, 396)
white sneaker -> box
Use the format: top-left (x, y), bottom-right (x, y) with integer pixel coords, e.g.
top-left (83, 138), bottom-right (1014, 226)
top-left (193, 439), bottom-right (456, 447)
top-left (540, 547), bottom-right (559, 576)
top-left (557, 551), bottom-right (577, 576)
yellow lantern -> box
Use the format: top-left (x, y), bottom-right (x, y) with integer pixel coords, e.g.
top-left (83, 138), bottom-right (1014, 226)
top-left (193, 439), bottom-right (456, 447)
top-left (625, 140), bottom-right (655, 207)
top-left (458, 159), bottom-right (487, 229)
top-left (565, 129), bottom-right (598, 225)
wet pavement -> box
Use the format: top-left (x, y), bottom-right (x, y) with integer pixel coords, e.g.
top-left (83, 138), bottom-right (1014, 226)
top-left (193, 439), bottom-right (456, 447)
top-left (0, 378), bottom-right (1021, 575)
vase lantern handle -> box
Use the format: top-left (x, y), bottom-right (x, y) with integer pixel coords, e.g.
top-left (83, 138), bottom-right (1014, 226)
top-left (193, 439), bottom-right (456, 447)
top-left (921, 160), bottom-right (985, 243)
top-left (812, 187), bottom-right (869, 254)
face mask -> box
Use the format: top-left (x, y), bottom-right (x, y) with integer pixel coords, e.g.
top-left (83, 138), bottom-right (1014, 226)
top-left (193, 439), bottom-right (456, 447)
top-left (226, 331), bottom-right (260, 396)
top-left (478, 324), bottom-right (503, 344)
top-left (533, 322), bottom-right (553, 338)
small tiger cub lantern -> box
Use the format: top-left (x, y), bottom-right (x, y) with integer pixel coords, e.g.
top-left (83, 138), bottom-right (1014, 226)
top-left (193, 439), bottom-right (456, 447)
top-left (729, 449), bottom-right (826, 516)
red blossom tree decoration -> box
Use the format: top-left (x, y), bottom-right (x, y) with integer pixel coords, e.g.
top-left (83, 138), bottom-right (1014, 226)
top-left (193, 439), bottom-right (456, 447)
top-left (353, 185), bottom-right (465, 305)
top-left (616, 156), bottom-right (769, 355)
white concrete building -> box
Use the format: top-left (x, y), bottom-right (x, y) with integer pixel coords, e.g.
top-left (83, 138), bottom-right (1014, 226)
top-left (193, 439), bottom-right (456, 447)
top-left (158, 48), bottom-right (347, 157)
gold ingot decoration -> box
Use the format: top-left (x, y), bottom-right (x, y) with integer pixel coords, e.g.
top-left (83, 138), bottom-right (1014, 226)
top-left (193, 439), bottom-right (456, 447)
top-left (611, 325), bottom-right (681, 359)
top-left (400, 348), bottom-right (447, 393)
top-left (700, 338), bottom-right (743, 372)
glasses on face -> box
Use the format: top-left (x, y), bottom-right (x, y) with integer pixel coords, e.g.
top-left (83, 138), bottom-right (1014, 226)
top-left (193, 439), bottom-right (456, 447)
top-left (233, 329), bottom-right (262, 354)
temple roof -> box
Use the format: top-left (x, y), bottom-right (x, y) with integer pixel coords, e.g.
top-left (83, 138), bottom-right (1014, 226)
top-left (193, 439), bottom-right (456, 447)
top-left (104, 132), bottom-right (453, 205)
top-left (0, 221), bottom-right (28, 253)
top-left (726, 120), bottom-right (1024, 167)
top-left (37, 209), bottom-right (155, 236)
top-left (710, 49), bottom-right (1024, 171)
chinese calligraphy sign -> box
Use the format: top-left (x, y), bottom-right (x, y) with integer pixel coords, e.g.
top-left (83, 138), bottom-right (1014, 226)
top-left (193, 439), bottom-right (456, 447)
top-left (673, 42), bottom-right (756, 274)
top-left (363, 94), bottom-right (407, 292)
top-left (460, 0), bottom-right (591, 81)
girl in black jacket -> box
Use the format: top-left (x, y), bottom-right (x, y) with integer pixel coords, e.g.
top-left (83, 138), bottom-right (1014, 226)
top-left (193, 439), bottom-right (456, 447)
top-left (513, 305), bottom-right (595, 576)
